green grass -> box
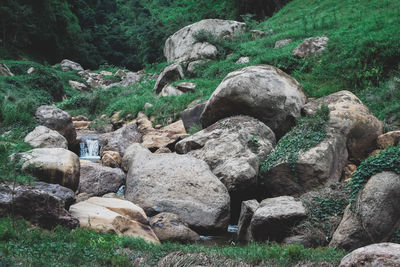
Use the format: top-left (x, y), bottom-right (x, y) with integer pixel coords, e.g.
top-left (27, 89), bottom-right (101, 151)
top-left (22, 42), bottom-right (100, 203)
top-left (0, 218), bottom-right (347, 267)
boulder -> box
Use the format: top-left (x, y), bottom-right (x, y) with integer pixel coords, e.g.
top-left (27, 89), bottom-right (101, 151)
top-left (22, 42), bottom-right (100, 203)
top-left (153, 64), bottom-right (184, 94)
top-left (150, 212), bottom-right (201, 243)
top-left (274, 39), bottom-right (292, 48)
top-left (250, 196), bottom-right (307, 242)
top-left (330, 172), bottom-right (400, 250)
top-left (100, 123), bottom-right (142, 156)
top-left (339, 243), bottom-right (400, 267)
top-left (0, 183), bottom-right (79, 229)
top-left (303, 90), bottom-right (383, 161)
top-left (27, 67), bottom-right (35, 74)
top-left (237, 199), bottom-right (259, 243)
top-left (236, 56), bottom-right (250, 64)
top-left (18, 148), bottom-right (80, 191)
top-left (0, 62), bottom-right (14, 76)
top-left (79, 160), bottom-right (125, 196)
top-left (377, 130), bottom-right (400, 149)
top-left (176, 116), bottom-right (275, 214)
top-left (69, 80), bottom-right (89, 93)
top-left (24, 125), bottom-right (68, 149)
top-left (73, 120), bottom-right (91, 130)
top-left (160, 84), bottom-right (184, 97)
top-left (180, 101), bottom-right (207, 132)
top-left (32, 181), bottom-right (76, 209)
top-left (260, 130), bottom-right (348, 197)
top-left (200, 65), bottom-right (307, 138)
top-left (176, 82), bottom-right (196, 93)
top-left (164, 19), bottom-right (246, 63)
top-left (69, 197), bottom-right (159, 243)
top-left (124, 145), bottom-right (230, 234)
top-left (101, 150), bottom-right (122, 168)
top-left (136, 112), bottom-right (187, 151)
top-left (60, 59), bottom-right (83, 72)
top-left (121, 143), bottom-right (149, 172)
top-left (293, 36), bottom-right (329, 58)
top-left (35, 105), bottom-right (77, 147)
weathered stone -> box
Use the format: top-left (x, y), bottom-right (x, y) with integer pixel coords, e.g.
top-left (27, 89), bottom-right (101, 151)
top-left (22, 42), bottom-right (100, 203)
top-left (377, 130), bottom-right (400, 149)
top-left (100, 123), bottom-right (142, 156)
top-left (330, 172), bottom-right (400, 250)
top-left (27, 67), bottom-right (35, 74)
top-left (125, 145), bottom-right (230, 234)
top-left (69, 80), bottom-right (89, 93)
top-left (180, 101), bottom-right (207, 132)
top-left (250, 196), bottom-right (307, 242)
top-left (69, 197), bottom-right (159, 243)
top-left (137, 112), bottom-right (187, 151)
top-left (250, 30), bottom-right (266, 39)
top-left (35, 105), bottom-right (77, 147)
top-left (73, 121), bottom-right (91, 130)
top-left (260, 130), bottom-right (348, 197)
top-left (79, 160), bottom-right (125, 196)
top-left (101, 151), bottom-right (122, 168)
top-left (32, 181), bottom-right (76, 209)
top-left (237, 199), bottom-right (259, 243)
top-left (164, 19), bottom-right (246, 63)
top-left (303, 90), bottom-right (383, 161)
top-left (176, 82), bottom-right (196, 93)
top-left (18, 148), bottom-right (80, 191)
top-left (236, 56), bottom-right (250, 64)
top-left (0, 62), bottom-right (14, 76)
top-left (160, 84), bottom-right (184, 97)
top-left (72, 115), bottom-right (89, 121)
top-left (293, 36), bottom-right (329, 58)
top-left (340, 243), bottom-right (400, 267)
top-left (114, 69), bottom-right (126, 78)
top-left (154, 147), bottom-right (172, 154)
top-left (275, 39), bottom-right (292, 48)
top-left (60, 59), bottom-right (83, 72)
top-left (282, 235), bottom-right (312, 248)
top-left (24, 126), bottom-right (68, 149)
top-left (176, 116), bottom-right (275, 215)
top-left (0, 183), bottom-right (79, 229)
top-left (150, 212), bottom-right (200, 243)
top-left (201, 65), bottom-right (307, 138)
top-left (153, 64), bottom-right (184, 94)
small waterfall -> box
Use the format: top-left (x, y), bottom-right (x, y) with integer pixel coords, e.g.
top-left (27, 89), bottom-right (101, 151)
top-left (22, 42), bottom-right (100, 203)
top-left (79, 137), bottom-right (100, 161)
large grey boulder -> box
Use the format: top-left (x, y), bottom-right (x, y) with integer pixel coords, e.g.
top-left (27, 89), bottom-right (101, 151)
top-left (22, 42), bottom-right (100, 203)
top-left (125, 145), bottom-right (230, 234)
top-left (150, 212), bottom-right (201, 243)
top-left (79, 160), bottom-right (125, 196)
top-left (303, 90), bottom-right (383, 161)
top-left (293, 36), bottom-right (329, 58)
top-left (176, 116), bottom-right (275, 211)
top-left (60, 59), bottom-right (83, 72)
top-left (18, 148), bottom-right (80, 191)
top-left (339, 243), bottom-right (400, 267)
top-left (237, 199), bottom-right (259, 243)
top-left (250, 196), bottom-right (307, 242)
top-left (153, 64), bottom-right (184, 94)
top-left (164, 19), bottom-right (246, 63)
top-left (200, 65), bottom-right (307, 138)
top-left (0, 183), bottom-right (79, 229)
top-left (330, 172), bottom-right (400, 250)
top-left (260, 130), bottom-right (348, 197)
top-left (24, 126), bottom-right (68, 149)
top-left (35, 105), bottom-right (77, 147)
top-left (0, 62), bottom-right (14, 76)
top-left (100, 123), bottom-right (142, 156)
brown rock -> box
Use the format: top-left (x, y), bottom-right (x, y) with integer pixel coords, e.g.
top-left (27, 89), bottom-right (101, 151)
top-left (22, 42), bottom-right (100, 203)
top-left (101, 151), bottom-right (122, 168)
top-left (340, 243), bottom-right (400, 267)
top-left (150, 212), bottom-right (200, 243)
top-left (69, 197), bottom-right (159, 243)
top-left (377, 130), bottom-right (400, 149)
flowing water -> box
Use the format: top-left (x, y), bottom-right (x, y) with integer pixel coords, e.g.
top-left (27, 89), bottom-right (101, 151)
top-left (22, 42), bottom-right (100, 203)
top-left (79, 137), bottom-right (100, 161)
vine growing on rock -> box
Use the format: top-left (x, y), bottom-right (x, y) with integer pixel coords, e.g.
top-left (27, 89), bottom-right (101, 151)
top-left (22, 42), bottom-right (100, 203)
top-left (348, 145), bottom-right (400, 204)
top-left (260, 105), bottom-right (330, 178)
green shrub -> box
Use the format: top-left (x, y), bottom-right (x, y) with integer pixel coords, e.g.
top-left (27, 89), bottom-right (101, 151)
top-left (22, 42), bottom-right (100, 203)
top-left (260, 105), bottom-right (330, 178)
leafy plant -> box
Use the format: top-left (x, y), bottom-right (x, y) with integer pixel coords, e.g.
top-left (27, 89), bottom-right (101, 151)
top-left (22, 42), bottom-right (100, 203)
top-left (260, 105), bottom-right (330, 178)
